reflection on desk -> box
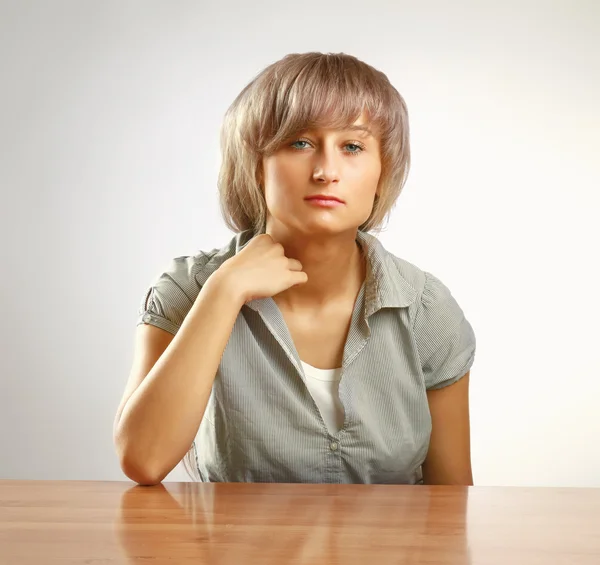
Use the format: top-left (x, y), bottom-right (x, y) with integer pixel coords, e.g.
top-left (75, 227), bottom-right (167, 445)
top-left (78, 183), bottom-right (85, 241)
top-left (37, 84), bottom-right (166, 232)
top-left (1, 480), bottom-right (599, 564)
top-left (117, 482), bottom-right (470, 564)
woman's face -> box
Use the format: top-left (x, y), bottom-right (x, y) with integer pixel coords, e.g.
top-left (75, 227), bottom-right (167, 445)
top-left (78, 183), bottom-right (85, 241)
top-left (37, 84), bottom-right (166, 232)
top-left (261, 114), bottom-right (382, 237)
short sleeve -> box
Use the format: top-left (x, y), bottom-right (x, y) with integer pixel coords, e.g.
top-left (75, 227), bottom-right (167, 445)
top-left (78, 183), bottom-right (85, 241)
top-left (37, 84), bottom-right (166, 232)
top-left (137, 257), bottom-right (198, 336)
top-left (414, 271), bottom-right (476, 390)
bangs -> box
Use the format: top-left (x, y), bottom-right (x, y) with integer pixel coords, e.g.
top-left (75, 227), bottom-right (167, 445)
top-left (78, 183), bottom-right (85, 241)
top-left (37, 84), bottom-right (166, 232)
top-left (251, 54), bottom-right (398, 154)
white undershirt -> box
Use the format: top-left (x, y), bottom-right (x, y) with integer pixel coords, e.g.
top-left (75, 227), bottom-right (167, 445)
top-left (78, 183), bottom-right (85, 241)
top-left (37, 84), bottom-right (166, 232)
top-left (300, 361), bottom-right (345, 435)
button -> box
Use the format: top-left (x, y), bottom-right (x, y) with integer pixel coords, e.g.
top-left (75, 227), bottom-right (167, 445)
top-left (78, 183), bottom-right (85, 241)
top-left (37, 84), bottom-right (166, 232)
top-left (330, 442), bottom-right (339, 451)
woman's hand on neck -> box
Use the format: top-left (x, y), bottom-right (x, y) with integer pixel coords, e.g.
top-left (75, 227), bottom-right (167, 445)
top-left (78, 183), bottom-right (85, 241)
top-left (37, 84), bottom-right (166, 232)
top-left (265, 225), bottom-right (365, 311)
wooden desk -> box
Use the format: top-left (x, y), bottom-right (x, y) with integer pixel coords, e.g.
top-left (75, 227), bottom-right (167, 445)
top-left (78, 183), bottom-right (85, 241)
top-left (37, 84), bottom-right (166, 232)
top-left (1, 481), bottom-right (599, 564)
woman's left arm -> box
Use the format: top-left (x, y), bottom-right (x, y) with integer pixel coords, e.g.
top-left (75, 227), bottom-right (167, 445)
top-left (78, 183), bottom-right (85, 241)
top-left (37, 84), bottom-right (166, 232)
top-left (422, 372), bottom-right (473, 485)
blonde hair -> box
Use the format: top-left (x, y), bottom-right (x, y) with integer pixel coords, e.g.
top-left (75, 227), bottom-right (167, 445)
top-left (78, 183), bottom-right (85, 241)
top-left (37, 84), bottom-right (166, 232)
top-left (218, 51), bottom-right (411, 235)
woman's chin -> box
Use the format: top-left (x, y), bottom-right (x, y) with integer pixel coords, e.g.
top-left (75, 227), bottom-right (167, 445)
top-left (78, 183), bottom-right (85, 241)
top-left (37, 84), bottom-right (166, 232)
top-left (268, 212), bottom-right (365, 238)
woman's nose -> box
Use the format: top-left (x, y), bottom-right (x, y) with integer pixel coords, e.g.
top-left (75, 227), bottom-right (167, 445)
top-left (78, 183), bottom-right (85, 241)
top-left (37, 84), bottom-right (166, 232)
top-left (311, 149), bottom-right (340, 183)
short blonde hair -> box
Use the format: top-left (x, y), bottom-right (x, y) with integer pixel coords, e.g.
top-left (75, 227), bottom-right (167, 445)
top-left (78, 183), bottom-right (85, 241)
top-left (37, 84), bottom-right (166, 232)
top-left (218, 52), bottom-right (411, 234)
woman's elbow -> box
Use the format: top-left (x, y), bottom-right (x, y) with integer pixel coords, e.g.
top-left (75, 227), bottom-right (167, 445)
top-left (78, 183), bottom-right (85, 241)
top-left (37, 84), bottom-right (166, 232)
top-left (115, 436), bottom-right (168, 486)
top-left (118, 455), bottom-right (167, 486)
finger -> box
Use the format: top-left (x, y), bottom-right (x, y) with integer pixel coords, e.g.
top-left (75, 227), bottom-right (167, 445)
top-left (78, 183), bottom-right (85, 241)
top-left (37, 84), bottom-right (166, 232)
top-left (287, 258), bottom-right (304, 272)
top-left (290, 271), bottom-right (308, 285)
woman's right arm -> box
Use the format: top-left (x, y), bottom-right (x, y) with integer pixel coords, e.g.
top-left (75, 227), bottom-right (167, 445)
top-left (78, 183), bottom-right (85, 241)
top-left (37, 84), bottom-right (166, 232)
top-left (113, 271), bottom-right (245, 486)
top-left (113, 234), bottom-right (307, 486)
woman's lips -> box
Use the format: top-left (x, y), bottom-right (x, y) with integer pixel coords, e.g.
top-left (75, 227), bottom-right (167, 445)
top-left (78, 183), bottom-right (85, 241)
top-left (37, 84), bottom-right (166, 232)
top-left (304, 196), bottom-right (345, 207)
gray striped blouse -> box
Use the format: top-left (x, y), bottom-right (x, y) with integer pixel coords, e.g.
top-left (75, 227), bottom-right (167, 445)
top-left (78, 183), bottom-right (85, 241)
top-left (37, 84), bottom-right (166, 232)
top-left (137, 229), bottom-right (476, 484)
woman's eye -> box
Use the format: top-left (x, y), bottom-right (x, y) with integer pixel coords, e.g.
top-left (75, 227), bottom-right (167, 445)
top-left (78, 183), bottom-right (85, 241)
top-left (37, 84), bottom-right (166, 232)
top-left (345, 143), bottom-right (363, 153)
top-left (291, 140), bottom-right (310, 149)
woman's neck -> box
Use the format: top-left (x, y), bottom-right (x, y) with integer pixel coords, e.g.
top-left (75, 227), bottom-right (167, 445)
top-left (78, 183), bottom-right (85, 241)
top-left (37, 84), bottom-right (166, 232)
top-left (266, 229), bottom-right (366, 311)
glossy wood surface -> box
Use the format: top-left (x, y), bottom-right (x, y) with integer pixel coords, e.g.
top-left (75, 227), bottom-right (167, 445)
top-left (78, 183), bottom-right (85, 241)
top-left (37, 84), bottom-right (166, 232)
top-left (1, 480), bottom-right (599, 564)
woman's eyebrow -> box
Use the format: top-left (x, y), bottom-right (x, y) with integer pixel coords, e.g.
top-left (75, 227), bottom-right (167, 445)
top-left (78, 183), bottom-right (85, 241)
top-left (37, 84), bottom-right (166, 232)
top-left (344, 125), bottom-right (375, 137)
top-left (298, 125), bottom-right (375, 138)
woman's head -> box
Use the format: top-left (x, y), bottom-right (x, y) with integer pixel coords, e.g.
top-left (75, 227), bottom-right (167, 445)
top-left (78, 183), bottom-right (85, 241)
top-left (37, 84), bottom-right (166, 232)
top-left (218, 52), bottom-right (410, 236)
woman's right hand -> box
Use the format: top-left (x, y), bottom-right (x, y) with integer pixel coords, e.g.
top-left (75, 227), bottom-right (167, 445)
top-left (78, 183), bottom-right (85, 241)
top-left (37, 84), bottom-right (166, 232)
top-left (212, 234), bottom-right (308, 303)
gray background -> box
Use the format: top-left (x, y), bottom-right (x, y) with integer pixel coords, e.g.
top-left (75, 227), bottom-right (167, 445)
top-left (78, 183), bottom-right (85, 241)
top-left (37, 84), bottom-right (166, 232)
top-left (1, 0), bottom-right (598, 485)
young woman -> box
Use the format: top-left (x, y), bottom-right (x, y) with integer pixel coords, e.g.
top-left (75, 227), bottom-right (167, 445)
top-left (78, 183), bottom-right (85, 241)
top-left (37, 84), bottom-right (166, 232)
top-left (113, 52), bottom-right (477, 486)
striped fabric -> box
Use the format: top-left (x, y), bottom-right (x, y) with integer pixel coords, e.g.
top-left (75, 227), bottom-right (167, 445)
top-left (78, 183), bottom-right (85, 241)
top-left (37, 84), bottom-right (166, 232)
top-left (137, 229), bottom-right (476, 484)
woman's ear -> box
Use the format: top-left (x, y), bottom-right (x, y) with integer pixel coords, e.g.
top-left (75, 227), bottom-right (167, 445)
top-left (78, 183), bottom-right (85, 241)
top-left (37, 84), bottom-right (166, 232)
top-left (374, 178), bottom-right (384, 200)
top-left (256, 161), bottom-right (264, 190)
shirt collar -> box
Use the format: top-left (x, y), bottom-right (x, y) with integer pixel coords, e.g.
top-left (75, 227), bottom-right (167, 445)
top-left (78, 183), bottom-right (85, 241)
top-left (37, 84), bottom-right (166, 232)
top-left (195, 230), bottom-right (417, 315)
top-left (356, 231), bottom-right (417, 316)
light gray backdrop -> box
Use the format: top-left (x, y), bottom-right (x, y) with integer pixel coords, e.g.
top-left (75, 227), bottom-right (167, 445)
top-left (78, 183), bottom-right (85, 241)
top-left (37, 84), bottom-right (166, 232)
top-left (1, 0), bottom-right (599, 486)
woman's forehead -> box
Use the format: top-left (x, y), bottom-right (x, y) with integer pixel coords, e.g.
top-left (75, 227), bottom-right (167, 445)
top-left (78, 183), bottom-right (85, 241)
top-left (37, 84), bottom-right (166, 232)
top-left (297, 121), bottom-right (378, 139)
